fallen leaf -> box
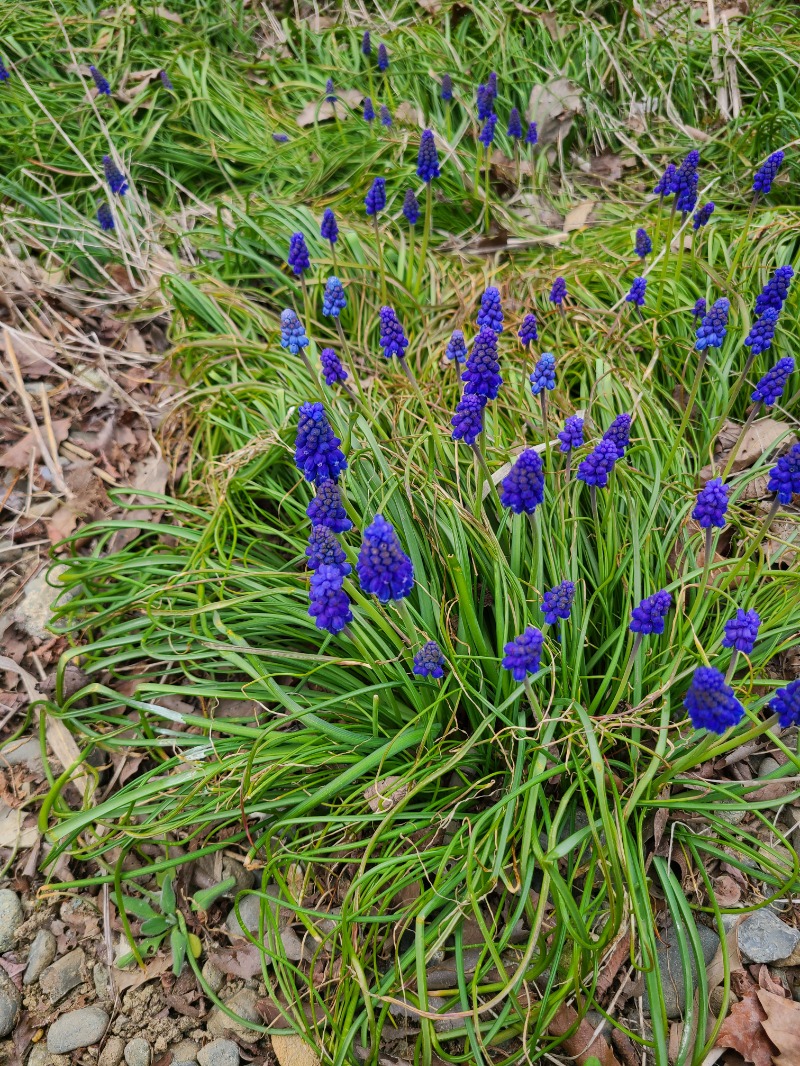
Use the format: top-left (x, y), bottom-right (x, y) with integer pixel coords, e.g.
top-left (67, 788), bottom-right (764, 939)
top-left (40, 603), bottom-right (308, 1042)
top-left (758, 989), bottom-right (800, 1066)
top-left (563, 201), bottom-right (597, 231)
top-left (528, 78), bottom-right (582, 144)
top-left (155, 5), bottom-right (183, 21)
top-left (296, 89), bottom-right (363, 127)
top-left (0, 418), bottom-right (70, 470)
top-left (113, 953), bottom-right (172, 992)
top-left (701, 418), bottom-right (796, 478)
top-left (715, 993), bottom-right (774, 1066)
top-left (712, 875), bottom-right (741, 908)
top-left (548, 1003), bottom-right (621, 1065)
top-left (46, 506), bottom-right (79, 545)
top-left (0, 807), bottom-right (38, 850)
top-left (588, 151), bottom-right (635, 182)
top-left (0, 332), bottom-right (55, 378)
top-left (417, 0), bottom-right (441, 11)
top-left (364, 776), bottom-right (409, 813)
top-left (394, 101), bottom-right (420, 126)
top-left (757, 966), bottom-right (786, 997)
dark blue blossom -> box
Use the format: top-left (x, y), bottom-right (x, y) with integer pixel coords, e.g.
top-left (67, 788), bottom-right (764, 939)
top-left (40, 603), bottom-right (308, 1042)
top-left (654, 163), bottom-right (676, 197)
top-left (103, 155), bottom-right (128, 195)
top-left (273, 133), bottom-right (289, 143)
top-left (280, 308), bottom-right (309, 354)
top-left (288, 232), bottom-right (310, 275)
top-left (441, 74), bottom-right (453, 101)
top-left (500, 449), bottom-right (544, 515)
top-left (377, 44), bottom-right (389, 71)
top-left (417, 129), bottom-right (441, 182)
top-left (695, 297), bottom-right (729, 352)
top-left (768, 443), bottom-right (800, 504)
top-left (402, 189), bottom-right (419, 226)
top-left (557, 416), bottom-right (584, 453)
top-left (755, 266), bottom-right (794, 318)
top-left (772, 680), bottom-right (800, 729)
top-left (625, 277), bottom-right (647, 307)
top-left (362, 31), bottom-right (371, 55)
top-left (363, 97), bottom-right (375, 123)
top-left (693, 477), bottom-right (729, 528)
top-left (486, 71), bottom-right (497, 101)
top-left (684, 666), bottom-right (744, 734)
top-left (307, 479), bottom-right (352, 532)
top-left (530, 353), bottom-right (555, 395)
top-left (550, 277), bottom-right (567, 305)
top-left (692, 202), bottom-right (715, 229)
top-left (97, 203), bottom-right (114, 231)
top-left (745, 308), bottom-right (780, 358)
top-left (692, 298), bottom-right (707, 321)
top-left (507, 107), bottom-right (522, 139)
top-left (462, 327), bottom-right (502, 404)
top-left (320, 208), bottom-right (339, 244)
top-left (671, 149), bottom-right (700, 214)
top-left (542, 581), bottom-right (575, 626)
top-left (445, 330), bottom-right (467, 363)
top-left (479, 113), bottom-right (498, 147)
top-left (89, 65), bottom-right (111, 95)
top-left (160, 70), bottom-right (173, 90)
top-left (518, 313), bottom-right (538, 346)
top-left (380, 105), bottom-right (392, 127)
top-left (309, 564), bottom-right (353, 635)
top-left (451, 394), bottom-right (484, 445)
top-left (476, 83), bottom-right (493, 121)
top-left (635, 228), bottom-right (652, 258)
top-left (753, 150), bottom-right (785, 196)
top-left (502, 626), bottom-right (544, 681)
top-left (577, 438), bottom-right (619, 489)
top-left (629, 590), bottom-right (672, 636)
top-left (379, 306), bottom-right (409, 360)
top-left (306, 525), bottom-right (350, 571)
top-left (325, 78), bottom-right (336, 103)
top-left (603, 413), bottom-right (632, 459)
top-left (525, 121), bottom-right (538, 145)
top-left (752, 355), bottom-right (794, 406)
top-left (722, 609), bottom-right (760, 655)
top-left (0, 59), bottom-right (10, 82)
top-left (322, 276), bottom-right (347, 318)
top-left (295, 402), bottom-right (347, 484)
top-left (319, 347), bottom-right (348, 387)
top-left (476, 287), bottom-right (503, 333)
top-left (357, 514), bottom-right (414, 603)
top-left (413, 641), bottom-right (446, 679)
top-left (365, 177), bottom-right (386, 216)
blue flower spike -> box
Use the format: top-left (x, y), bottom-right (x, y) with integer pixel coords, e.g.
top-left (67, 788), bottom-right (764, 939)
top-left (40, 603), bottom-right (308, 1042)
top-left (722, 609), bottom-right (760, 681)
top-left (288, 232), bottom-right (310, 276)
top-left (280, 308), bottom-right (309, 355)
top-left (319, 348), bottom-right (348, 387)
top-left (365, 177), bottom-right (386, 216)
top-left (684, 666), bottom-right (744, 734)
top-left (518, 313), bottom-right (538, 347)
top-left (500, 449), bottom-right (545, 515)
top-left (357, 514), bottom-right (414, 604)
top-left (413, 641), bottom-right (446, 679)
top-left (753, 150), bottom-right (785, 197)
top-left (322, 276), bottom-right (347, 318)
top-left (103, 155), bottom-right (128, 195)
top-left (502, 626), bottom-right (545, 682)
top-left (379, 306), bottom-right (409, 360)
top-left (772, 680), bottom-right (800, 729)
top-left (542, 581), bottom-right (575, 627)
top-left (89, 65), bottom-right (111, 96)
top-left (695, 298), bottom-right (729, 352)
top-left (635, 228), bottom-right (652, 259)
top-left (477, 287), bottom-right (503, 333)
top-left (403, 189), bottom-right (420, 226)
top-left (462, 328), bottom-right (502, 404)
top-left (308, 564), bottom-right (353, 635)
top-left (451, 394), bottom-right (484, 446)
top-left (417, 130), bottom-right (441, 182)
top-left (294, 402), bottom-right (347, 484)
top-left (445, 330), bottom-right (467, 364)
top-left (307, 479), bottom-right (352, 532)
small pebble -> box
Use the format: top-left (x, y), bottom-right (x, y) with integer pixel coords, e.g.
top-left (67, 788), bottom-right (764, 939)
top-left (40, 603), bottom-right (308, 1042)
top-left (201, 959), bottom-right (225, 993)
top-left (24, 928), bottom-right (58, 985)
top-left (94, 961), bottom-right (113, 1001)
top-left (0, 889), bottom-right (23, 952)
top-left (40, 947), bottom-right (85, 1003)
top-left (739, 908), bottom-right (800, 963)
top-left (124, 1037), bottom-right (151, 1066)
top-left (47, 1006), bottom-right (109, 1053)
top-left (207, 988), bottom-right (260, 1043)
top-left (0, 966), bottom-right (21, 1037)
top-left (198, 1039), bottom-right (240, 1066)
top-left (99, 1035), bottom-right (126, 1066)
top-left (170, 1038), bottom-right (199, 1063)
top-left (759, 756), bottom-right (781, 778)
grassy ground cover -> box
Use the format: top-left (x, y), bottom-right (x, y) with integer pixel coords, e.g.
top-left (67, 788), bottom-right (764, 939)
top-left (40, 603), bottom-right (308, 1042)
top-left (2, 0), bottom-right (800, 1062)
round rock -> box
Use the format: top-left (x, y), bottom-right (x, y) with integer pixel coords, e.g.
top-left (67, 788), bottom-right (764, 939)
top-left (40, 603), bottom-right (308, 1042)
top-left (24, 928), bottom-right (57, 985)
top-left (0, 966), bottom-right (21, 1037)
top-left (739, 908), bottom-right (800, 963)
top-left (125, 1037), bottom-right (151, 1066)
top-left (198, 1039), bottom-right (240, 1066)
top-left (47, 1006), bottom-right (109, 1053)
top-left (0, 889), bottom-right (23, 952)
top-left (99, 1035), bottom-right (126, 1066)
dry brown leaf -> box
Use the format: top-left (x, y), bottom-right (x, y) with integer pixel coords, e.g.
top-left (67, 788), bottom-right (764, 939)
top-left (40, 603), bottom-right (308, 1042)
top-left (712, 874), bottom-right (741, 908)
top-left (296, 89), bottom-right (363, 127)
top-left (0, 333), bottom-right (55, 378)
top-left (0, 417), bottom-right (70, 469)
top-left (155, 6), bottom-right (182, 22)
top-left (701, 418), bottom-right (796, 478)
top-left (758, 989), bottom-right (800, 1066)
top-left (417, 0), bottom-right (441, 11)
top-left (113, 953), bottom-right (172, 992)
top-left (394, 101), bottom-right (420, 126)
top-left (528, 78), bottom-right (582, 145)
top-left (548, 1003), bottom-right (620, 1066)
top-left (563, 201), bottom-right (597, 231)
top-left (0, 806), bottom-right (38, 849)
top-left (715, 993), bottom-right (774, 1066)
top-left (757, 966), bottom-right (786, 997)
top-left (209, 942), bottom-right (264, 980)
top-left (46, 506), bottom-right (79, 545)
top-left (364, 776), bottom-right (409, 813)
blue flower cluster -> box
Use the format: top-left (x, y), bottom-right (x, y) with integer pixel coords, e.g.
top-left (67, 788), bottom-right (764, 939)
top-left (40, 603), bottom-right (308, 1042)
top-left (753, 150), bottom-right (785, 196)
top-left (97, 203), bottom-right (114, 231)
top-left (319, 347), bottom-right (348, 387)
top-left (672, 149), bottom-right (700, 214)
top-left (684, 667), bottom-right (744, 733)
top-left (325, 78), bottom-right (336, 102)
top-left (542, 581), bottom-right (575, 625)
top-left (307, 480), bottom-right (352, 533)
top-left (526, 121), bottom-right (538, 145)
top-left (322, 277), bottom-right (347, 318)
top-left (654, 163), bottom-right (676, 197)
top-left (722, 609), bottom-right (760, 655)
top-left (403, 189), bottom-right (420, 225)
top-left (306, 525), bottom-right (350, 571)
top-left (365, 177), bottom-right (386, 215)
top-left (479, 113), bottom-right (498, 147)
top-left (363, 97), bottom-right (375, 123)
top-left (629, 590), bottom-right (672, 636)
top-left (379, 306), bottom-right (409, 359)
top-left (477, 287), bottom-right (503, 333)
top-left (159, 70), bottom-right (173, 90)
top-left (90, 65), bottom-right (111, 95)
top-left (692, 298), bottom-right (707, 321)
top-left (635, 228), bottom-right (652, 258)
top-left (417, 129), bottom-right (440, 182)
top-left (441, 74), bottom-right (453, 101)
top-left (693, 478), bottom-right (729, 528)
top-left (295, 402), bottom-right (348, 483)
top-left (451, 394), bottom-right (484, 445)
top-left (309, 565), bottom-right (353, 634)
top-left (103, 155), bottom-right (128, 195)
top-left (288, 232), bottom-right (310, 275)
top-left (550, 277), bottom-right (567, 305)
top-left (695, 298), bottom-right (729, 351)
top-left (754, 266), bottom-right (794, 317)
top-left (558, 416), bottom-right (584, 453)
top-left (772, 681), bottom-right (800, 729)
top-left (518, 313), bottom-right (538, 346)
top-left (603, 413), bottom-right (632, 459)
top-left (692, 202), bottom-right (715, 229)
top-left (507, 107), bottom-right (522, 139)
top-left (530, 353), bottom-right (555, 395)
top-left (357, 515), bottom-right (414, 603)
top-left (626, 277), bottom-right (647, 306)
top-left (751, 355), bottom-right (794, 406)
top-left (745, 308), bottom-right (779, 357)
top-left (380, 105), bottom-right (392, 127)
top-left (445, 330), bottom-right (467, 363)
top-left (321, 208), bottom-right (339, 244)
top-left (280, 308), bottom-right (309, 354)
top-left (502, 627), bottom-right (544, 681)
top-left (577, 438), bottom-right (619, 488)
top-left (462, 328), bottom-right (502, 404)
top-left (377, 44), bottom-right (389, 71)
top-left (768, 443), bottom-right (800, 504)
top-left (413, 641), bottom-right (446, 678)
top-left (500, 450), bottom-right (544, 514)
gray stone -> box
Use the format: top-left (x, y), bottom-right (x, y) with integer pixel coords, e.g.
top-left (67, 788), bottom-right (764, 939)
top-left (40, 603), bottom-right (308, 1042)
top-left (124, 1037), bottom-right (151, 1066)
top-left (201, 959), bottom-right (225, 993)
top-left (99, 1035), bottom-right (126, 1066)
top-left (0, 889), bottom-right (23, 952)
top-left (0, 966), bottom-right (21, 1037)
top-left (26, 1048), bottom-right (70, 1066)
top-left (94, 961), bottom-right (112, 1001)
top-left (170, 1039), bottom-right (199, 1063)
top-left (758, 756), bottom-right (781, 778)
top-left (207, 988), bottom-right (260, 1043)
top-left (198, 1039), bottom-right (240, 1066)
top-left (225, 886), bottom-right (285, 938)
top-left (643, 922), bottom-right (719, 1019)
top-left (47, 1006), bottom-right (109, 1053)
top-left (24, 928), bottom-right (57, 985)
top-left (739, 908), bottom-right (800, 963)
top-left (40, 947), bottom-right (85, 1003)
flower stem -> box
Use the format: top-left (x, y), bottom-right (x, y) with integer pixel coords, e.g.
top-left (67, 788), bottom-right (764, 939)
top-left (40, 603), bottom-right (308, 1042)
top-left (407, 222), bottom-right (415, 291)
top-left (539, 392), bottom-right (549, 472)
top-left (656, 202), bottom-right (677, 313)
top-left (693, 526), bottom-right (715, 612)
top-left (663, 350), bottom-right (707, 473)
top-left (726, 193), bottom-right (758, 283)
top-left (373, 215), bottom-right (386, 303)
top-left (719, 496), bottom-right (780, 594)
top-left (335, 318), bottom-right (369, 412)
top-left (725, 649), bottom-right (740, 685)
top-left (300, 275), bottom-right (311, 336)
top-left (709, 348), bottom-right (757, 446)
top-left (483, 145), bottom-right (491, 235)
top-left (721, 404), bottom-right (759, 481)
top-left (331, 241), bottom-right (338, 277)
top-left (672, 213), bottom-right (688, 281)
top-left (415, 184), bottom-right (432, 294)
top-left (471, 440), bottom-right (502, 517)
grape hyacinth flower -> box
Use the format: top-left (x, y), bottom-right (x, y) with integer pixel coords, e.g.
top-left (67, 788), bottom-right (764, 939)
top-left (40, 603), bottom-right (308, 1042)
top-left (451, 394), bottom-right (484, 445)
top-left (502, 626), bottom-right (544, 682)
top-left (307, 480), bottom-right (352, 532)
top-left (486, 71), bottom-right (498, 101)
top-left (288, 232), bottom-right (310, 276)
top-left (325, 78), bottom-right (336, 103)
top-left (672, 149), bottom-right (700, 215)
top-left (441, 74), bottom-right (453, 101)
top-left (518, 313), bottom-right (538, 346)
top-left (507, 107), bottom-right (523, 139)
top-left (280, 308), bottom-right (309, 354)
top-left (380, 104), bottom-right (392, 127)
top-left (753, 150), bottom-right (785, 197)
top-left (693, 478), bottom-right (729, 528)
top-left (417, 129), bottom-right (440, 182)
top-left (377, 44), bottom-right (389, 71)
top-left (500, 449), bottom-right (544, 515)
top-left (361, 30), bottom-right (371, 55)
top-left (755, 266), bottom-right (794, 317)
top-left (577, 438), bottom-right (619, 490)
top-left (772, 680), bottom-right (800, 729)
top-left (462, 328), bottom-right (502, 404)
top-left (525, 121), bottom-right (538, 146)
top-left (692, 298), bottom-right (707, 322)
top-left (402, 189), bottom-right (419, 226)
top-left (89, 65), bottom-right (111, 95)
top-left (379, 306), bottom-right (409, 360)
top-left (319, 347), bottom-right (348, 387)
top-left (273, 133), bottom-right (289, 143)
top-left (625, 277), bottom-right (647, 307)
top-left (550, 277), bottom-right (567, 306)
top-left (445, 330), bottom-right (467, 364)
top-left (635, 228), bottom-right (652, 259)
top-left (654, 163), bottom-right (676, 198)
top-left (530, 353), bottom-right (555, 395)
top-left (722, 609), bottom-right (760, 655)
top-left (0, 58), bottom-right (9, 82)
top-left (692, 202), bottom-right (715, 230)
top-left (603, 413), bottom-right (632, 459)
top-left (97, 203), bottom-right (114, 231)
top-left (363, 97), bottom-right (375, 123)
top-left (695, 297), bottom-right (729, 351)
top-left (357, 515), bottom-right (414, 603)
top-left (768, 443), bottom-right (800, 505)
top-left (308, 564), bottom-right (353, 635)
top-left (306, 525), bottom-right (351, 571)
top-left (629, 590), bottom-right (672, 636)
top-left (558, 416), bottom-right (584, 453)
top-left (745, 308), bottom-right (780, 358)
top-left (322, 276), bottom-right (347, 318)
top-left (684, 666), bottom-right (744, 734)
top-left (476, 83), bottom-right (494, 121)
top-left (752, 355), bottom-right (795, 406)
top-left (320, 208), bottom-right (339, 246)
top-left (365, 177), bottom-right (386, 216)
top-left (295, 402), bottom-right (347, 483)
top-left (479, 113), bottom-right (498, 147)
top-left (160, 70), bottom-right (174, 90)
top-left (103, 155), bottom-right (128, 195)
top-left (476, 287), bottom-right (503, 333)
top-left (541, 581), bottom-right (575, 626)
top-left (413, 641), bottom-right (446, 679)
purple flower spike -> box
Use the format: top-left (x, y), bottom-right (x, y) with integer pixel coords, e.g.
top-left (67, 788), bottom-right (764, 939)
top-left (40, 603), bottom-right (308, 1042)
top-left (530, 353), bottom-right (555, 395)
top-left (525, 121), bottom-right (538, 145)
top-left (160, 70), bottom-right (174, 90)
top-left (755, 266), bottom-right (794, 318)
top-left (307, 479), bottom-right (352, 532)
top-left (500, 449), bottom-right (545, 515)
top-left (745, 308), bottom-right (780, 358)
top-left (695, 297), bottom-right (729, 351)
top-left (625, 277), bottom-right (647, 307)
top-left (479, 113), bottom-right (498, 147)
top-left (402, 188), bottom-right (420, 225)
top-left (752, 355), bottom-right (794, 406)
top-left (693, 477), bottom-right (729, 528)
top-left (288, 232), bottom-right (310, 275)
top-left (768, 443), bottom-right (800, 504)
top-left (97, 203), bottom-right (114, 231)
top-left (461, 327), bottom-right (502, 404)
top-left (550, 277), bottom-right (567, 305)
top-left (89, 65), bottom-right (111, 95)
top-left (357, 514), bottom-right (414, 603)
top-left (363, 97), bottom-right (375, 123)
top-left (379, 306), bottom-right (409, 360)
top-left (321, 208), bottom-right (339, 244)
top-left (772, 680), bottom-right (800, 729)
top-left (441, 74), bottom-right (453, 101)
top-left (558, 416), bottom-right (584, 453)
top-left (629, 590), bottom-right (672, 635)
top-left (103, 155), bottom-right (128, 195)
top-left (445, 330), bottom-right (467, 363)
top-left (476, 83), bottom-right (493, 121)
top-left (654, 163), bottom-right (676, 197)
top-left (722, 609), bottom-right (760, 655)
top-left (322, 276), bottom-right (347, 318)
top-left (753, 150), bottom-right (785, 196)
top-left (577, 438), bottom-right (619, 489)
top-left (502, 626), bottom-right (545, 681)
top-left (362, 31), bottom-right (371, 56)
top-left (542, 581), bottom-right (575, 626)
top-left (451, 394), bottom-right (484, 445)
top-left (325, 78), bottom-right (336, 103)
top-left (308, 564), bottom-right (353, 635)
top-left (518, 313), bottom-right (538, 346)
top-left (692, 202), bottom-right (715, 230)
top-left (280, 308), bottom-right (309, 354)
top-left (672, 149), bottom-right (700, 214)
top-left (306, 526), bottom-right (350, 571)
top-left (507, 107), bottom-right (522, 139)
top-left (365, 177), bottom-right (386, 216)
top-left (413, 641), bottom-right (446, 679)
top-left (295, 403), bottom-right (347, 484)
top-left (603, 413), bottom-right (632, 459)
top-left (477, 287), bottom-right (503, 333)
top-left (273, 133), bottom-right (289, 143)
top-left (380, 105), bottom-right (392, 127)
top-left (319, 347), bottom-right (348, 387)
top-left (417, 129), bottom-right (441, 182)
top-left (635, 228), bottom-right (652, 258)
top-left (692, 298), bottom-right (707, 321)
top-left (684, 666), bottom-right (744, 734)
top-left (377, 44), bottom-right (389, 71)
top-left (0, 58), bottom-right (10, 82)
